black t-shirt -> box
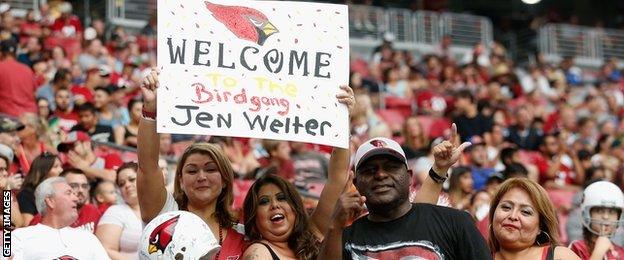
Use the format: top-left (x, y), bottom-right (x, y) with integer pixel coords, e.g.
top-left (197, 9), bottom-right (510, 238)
top-left (454, 114), bottom-right (493, 142)
top-left (17, 187), bottom-right (37, 215)
top-left (506, 125), bottom-right (543, 151)
top-left (71, 124), bottom-right (115, 143)
top-left (342, 203), bottom-right (491, 260)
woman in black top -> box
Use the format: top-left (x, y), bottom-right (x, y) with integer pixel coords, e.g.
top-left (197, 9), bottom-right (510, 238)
top-left (17, 152), bottom-right (64, 225)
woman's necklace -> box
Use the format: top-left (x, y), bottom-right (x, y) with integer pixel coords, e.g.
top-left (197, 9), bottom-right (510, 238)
top-left (214, 224), bottom-right (223, 259)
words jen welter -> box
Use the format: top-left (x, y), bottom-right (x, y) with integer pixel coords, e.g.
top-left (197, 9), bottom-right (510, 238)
top-left (169, 82), bottom-right (332, 137)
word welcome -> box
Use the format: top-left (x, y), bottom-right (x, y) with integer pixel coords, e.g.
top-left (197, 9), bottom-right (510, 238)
top-left (167, 38), bottom-right (333, 79)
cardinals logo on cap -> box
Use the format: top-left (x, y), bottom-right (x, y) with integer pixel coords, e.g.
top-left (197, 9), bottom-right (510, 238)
top-left (148, 215), bottom-right (180, 254)
top-left (205, 1), bottom-right (278, 46)
top-left (370, 139), bottom-right (388, 148)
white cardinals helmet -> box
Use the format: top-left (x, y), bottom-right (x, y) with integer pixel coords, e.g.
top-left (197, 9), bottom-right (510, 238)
top-left (139, 211), bottom-right (220, 260)
top-left (581, 181), bottom-right (624, 236)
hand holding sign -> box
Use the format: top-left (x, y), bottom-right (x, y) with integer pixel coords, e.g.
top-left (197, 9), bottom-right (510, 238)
top-left (432, 123), bottom-right (471, 176)
top-left (335, 85), bottom-right (355, 115)
top-left (141, 69), bottom-right (160, 113)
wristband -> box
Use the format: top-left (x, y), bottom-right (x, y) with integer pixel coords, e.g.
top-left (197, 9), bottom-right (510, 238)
top-left (142, 107), bottom-right (156, 121)
top-left (429, 167), bottom-right (448, 184)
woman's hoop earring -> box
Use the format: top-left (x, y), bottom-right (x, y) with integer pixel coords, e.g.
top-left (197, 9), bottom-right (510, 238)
top-left (536, 230), bottom-right (551, 246)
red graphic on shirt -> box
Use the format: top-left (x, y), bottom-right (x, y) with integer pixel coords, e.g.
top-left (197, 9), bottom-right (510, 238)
top-left (55, 256), bottom-right (78, 260)
top-left (348, 241), bottom-right (444, 260)
top-left (365, 245), bottom-right (441, 259)
top-left (204, 1), bottom-right (278, 45)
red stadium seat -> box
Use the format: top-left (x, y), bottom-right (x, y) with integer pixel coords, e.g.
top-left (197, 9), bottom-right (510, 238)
top-left (384, 96), bottom-right (413, 118)
top-left (376, 109), bottom-right (406, 129)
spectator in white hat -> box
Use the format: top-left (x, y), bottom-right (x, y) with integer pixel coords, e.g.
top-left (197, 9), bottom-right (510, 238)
top-left (320, 124), bottom-right (490, 259)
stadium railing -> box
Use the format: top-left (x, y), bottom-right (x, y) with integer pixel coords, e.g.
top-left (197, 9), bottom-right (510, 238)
top-left (539, 23), bottom-right (624, 67)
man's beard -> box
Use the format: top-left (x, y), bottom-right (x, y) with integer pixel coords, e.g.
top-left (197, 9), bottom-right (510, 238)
top-left (77, 196), bottom-right (87, 209)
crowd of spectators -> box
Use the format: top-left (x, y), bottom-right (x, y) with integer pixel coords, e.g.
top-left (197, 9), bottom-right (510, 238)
top-left (2, 0), bottom-right (624, 258)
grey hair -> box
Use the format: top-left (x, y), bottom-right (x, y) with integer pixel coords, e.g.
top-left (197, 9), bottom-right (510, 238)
top-left (35, 177), bottom-right (67, 215)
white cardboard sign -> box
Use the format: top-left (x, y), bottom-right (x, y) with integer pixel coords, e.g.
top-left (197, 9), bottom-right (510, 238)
top-left (157, 0), bottom-right (350, 148)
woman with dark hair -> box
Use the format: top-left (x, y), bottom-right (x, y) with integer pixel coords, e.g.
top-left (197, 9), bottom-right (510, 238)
top-left (382, 67), bottom-right (411, 99)
top-left (243, 174), bottom-right (319, 259)
top-left (121, 98), bottom-right (142, 147)
top-left (488, 178), bottom-right (580, 259)
top-left (96, 162), bottom-right (142, 259)
top-left (448, 166), bottom-right (474, 210)
top-left (17, 152), bottom-right (63, 225)
top-left (590, 134), bottom-right (619, 180)
top-left (36, 97), bottom-right (52, 120)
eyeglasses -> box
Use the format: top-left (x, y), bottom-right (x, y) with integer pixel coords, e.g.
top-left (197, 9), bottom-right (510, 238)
top-left (0, 167), bottom-right (7, 172)
top-left (68, 183), bottom-right (90, 190)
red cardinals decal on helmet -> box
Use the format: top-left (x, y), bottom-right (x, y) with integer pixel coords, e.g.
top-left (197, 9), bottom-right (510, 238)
top-left (204, 1), bottom-right (278, 45)
top-left (370, 139), bottom-right (388, 148)
top-left (55, 256), bottom-right (78, 260)
top-left (148, 215), bottom-right (180, 254)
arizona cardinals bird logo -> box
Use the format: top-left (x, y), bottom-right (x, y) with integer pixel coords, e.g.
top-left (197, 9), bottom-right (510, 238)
top-left (370, 139), bottom-right (388, 148)
top-left (148, 215), bottom-right (180, 254)
top-left (55, 256), bottom-right (78, 260)
top-left (204, 1), bottom-right (278, 45)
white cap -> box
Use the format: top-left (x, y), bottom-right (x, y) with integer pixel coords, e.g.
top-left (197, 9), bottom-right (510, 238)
top-left (353, 137), bottom-right (407, 173)
top-left (84, 27), bottom-right (97, 41)
top-left (0, 3), bottom-right (10, 14)
top-left (383, 32), bottom-right (395, 42)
